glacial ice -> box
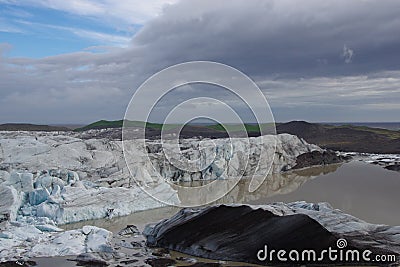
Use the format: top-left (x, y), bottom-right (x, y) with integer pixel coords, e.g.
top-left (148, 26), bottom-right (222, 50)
top-left (0, 223), bottom-right (113, 261)
top-left (137, 134), bottom-right (322, 183)
top-left (0, 185), bottom-right (24, 222)
top-left (0, 131), bottom-right (321, 187)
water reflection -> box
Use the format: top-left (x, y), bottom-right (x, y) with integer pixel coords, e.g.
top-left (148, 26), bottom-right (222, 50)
top-left (175, 163), bottom-right (342, 205)
top-left (173, 162), bottom-right (400, 226)
top-left (264, 161), bottom-right (400, 226)
top-left (63, 164), bottom-right (342, 232)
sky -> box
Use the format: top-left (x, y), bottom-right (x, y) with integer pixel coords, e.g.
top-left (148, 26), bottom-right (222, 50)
top-left (0, 0), bottom-right (399, 124)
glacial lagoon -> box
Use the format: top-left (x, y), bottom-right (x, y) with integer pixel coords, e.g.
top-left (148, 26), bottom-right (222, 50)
top-left (64, 161), bottom-right (400, 231)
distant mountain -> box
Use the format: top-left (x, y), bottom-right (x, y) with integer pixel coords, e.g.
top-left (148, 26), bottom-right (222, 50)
top-left (0, 123), bottom-right (71, 132)
top-left (325, 122), bottom-right (400, 131)
top-left (276, 121), bottom-right (327, 139)
top-left (276, 121), bottom-right (400, 154)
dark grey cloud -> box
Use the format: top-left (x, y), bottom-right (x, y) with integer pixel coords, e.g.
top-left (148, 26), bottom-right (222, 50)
top-left (134, 0), bottom-right (400, 77)
top-left (1, 0), bottom-right (400, 123)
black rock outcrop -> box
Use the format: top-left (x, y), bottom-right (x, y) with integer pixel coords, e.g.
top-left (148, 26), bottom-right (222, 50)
top-left (293, 150), bottom-right (350, 169)
top-left (385, 164), bottom-right (400, 172)
top-left (144, 203), bottom-right (400, 266)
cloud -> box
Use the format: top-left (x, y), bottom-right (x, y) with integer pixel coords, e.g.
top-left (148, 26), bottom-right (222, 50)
top-left (2, 6), bottom-right (33, 18)
top-left (0, 17), bottom-right (24, 33)
top-left (258, 72), bottom-right (400, 121)
top-left (12, 19), bottom-right (133, 47)
top-left (342, 45), bottom-right (354, 64)
top-left (0, 43), bottom-right (12, 56)
top-left (131, 0), bottom-right (400, 77)
top-left (72, 29), bottom-right (131, 46)
top-left (1, 0), bottom-right (400, 123)
top-left (1, 0), bottom-right (180, 25)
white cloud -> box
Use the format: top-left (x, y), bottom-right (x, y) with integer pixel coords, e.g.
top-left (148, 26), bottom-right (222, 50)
top-left (0, 17), bottom-right (24, 33)
top-left (15, 20), bottom-right (132, 46)
top-left (2, 0), bottom-right (180, 25)
top-left (259, 72), bottom-right (400, 111)
top-left (0, 25), bottom-right (23, 33)
top-left (60, 28), bottom-right (131, 47)
top-left (342, 45), bottom-right (354, 64)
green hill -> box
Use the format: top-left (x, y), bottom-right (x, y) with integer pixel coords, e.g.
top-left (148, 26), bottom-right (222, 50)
top-left (206, 123), bottom-right (260, 133)
top-left (74, 120), bottom-right (123, 131)
top-left (74, 120), bottom-right (173, 132)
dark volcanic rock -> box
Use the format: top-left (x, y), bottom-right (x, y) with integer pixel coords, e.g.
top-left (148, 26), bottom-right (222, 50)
top-left (385, 164), bottom-right (400, 172)
top-left (144, 203), bottom-right (400, 266)
top-left (188, 263), bottom-right (222, 267)
top-left (0, 261), bottom-right (36, 267)
top-left (292, 150), bottom-right (350, 169)
top-left (120, 259), bottom-right (139, 265)
top-left (144, 257), bottom-right (177, 267)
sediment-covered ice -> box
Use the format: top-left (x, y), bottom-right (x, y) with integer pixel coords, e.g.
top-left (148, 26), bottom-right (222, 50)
top-left (0, 223), bottom-right (112, 261)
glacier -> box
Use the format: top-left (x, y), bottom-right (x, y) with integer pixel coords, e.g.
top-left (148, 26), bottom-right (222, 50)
top-left (0, 131), bottom-right (330, 225)
top-left (0, 130), bottom-right (342, 262)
